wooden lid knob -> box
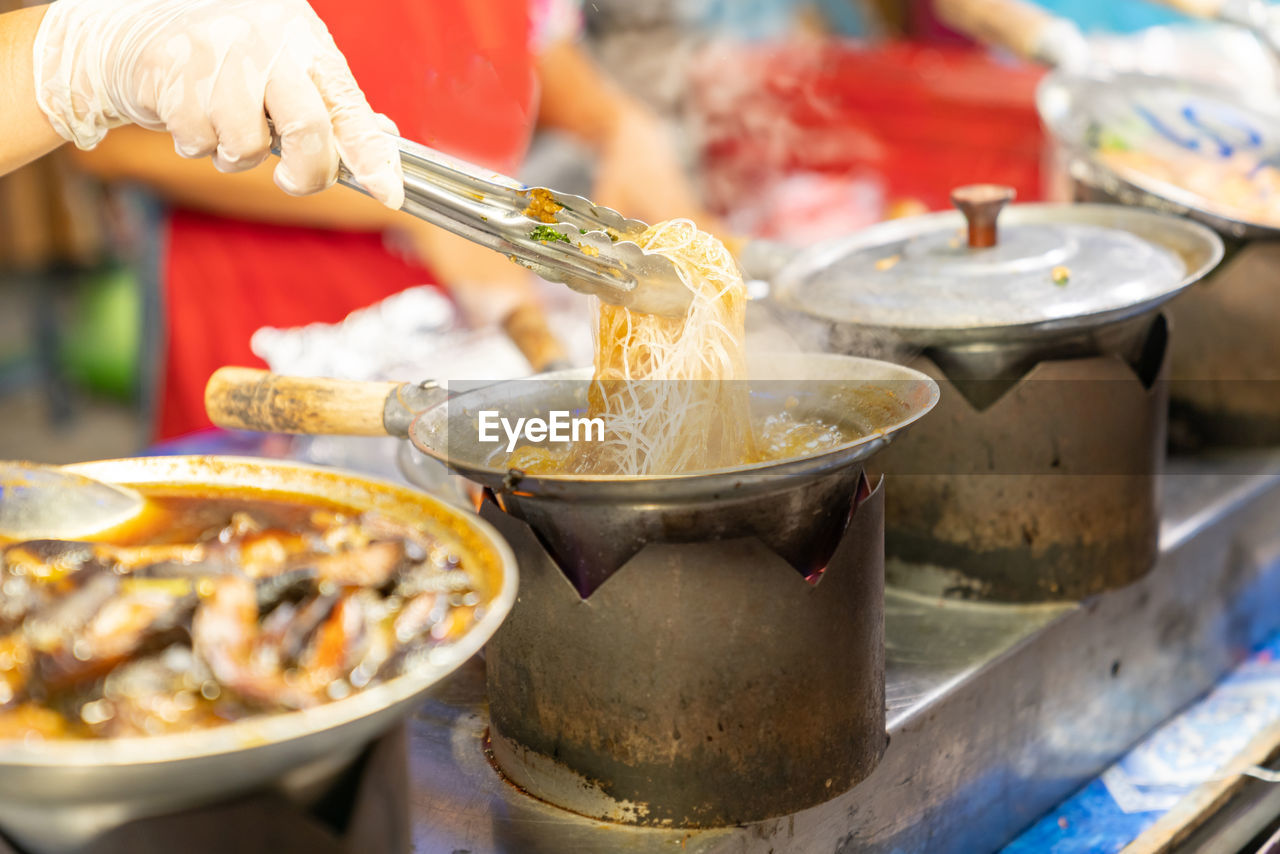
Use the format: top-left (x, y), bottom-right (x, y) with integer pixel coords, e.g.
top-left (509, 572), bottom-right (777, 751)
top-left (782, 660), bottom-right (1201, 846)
top-left (951, 184), bottom-right (1016, 249)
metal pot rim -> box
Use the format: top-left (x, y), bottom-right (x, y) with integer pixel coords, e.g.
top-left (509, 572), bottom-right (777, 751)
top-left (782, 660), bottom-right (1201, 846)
top-left (1036, 70), bottom-right (1280, 241)
top-left (406, 353), bottom-right (941, 501)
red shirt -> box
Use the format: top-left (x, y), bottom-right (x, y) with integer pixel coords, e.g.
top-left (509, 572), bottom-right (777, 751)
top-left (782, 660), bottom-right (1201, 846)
top-left (157, 0), bottom-right (537, 439)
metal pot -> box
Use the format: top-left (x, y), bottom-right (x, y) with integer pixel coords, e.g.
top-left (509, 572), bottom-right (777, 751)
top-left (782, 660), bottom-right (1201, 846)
top-left (0, 455), bottom-right (517, 854)
top-left (763, 186), bottom-right (1218, 600)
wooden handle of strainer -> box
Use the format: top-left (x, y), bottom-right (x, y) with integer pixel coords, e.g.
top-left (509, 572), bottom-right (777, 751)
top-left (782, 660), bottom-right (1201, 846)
top-left (502, 303), bottom-right (571, 373)
top-left (205, 367), bottom-right (399, 436)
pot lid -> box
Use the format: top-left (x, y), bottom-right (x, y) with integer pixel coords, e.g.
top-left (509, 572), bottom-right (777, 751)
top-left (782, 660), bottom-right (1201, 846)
top-left (1038, 73), bottom-right (1280, 239)
top-left (772, 186), bottom-right (1222, 345)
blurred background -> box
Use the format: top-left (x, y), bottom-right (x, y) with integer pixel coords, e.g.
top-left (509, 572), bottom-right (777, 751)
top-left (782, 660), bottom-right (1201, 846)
top-left (0, 0), bottom-right (1204, 463)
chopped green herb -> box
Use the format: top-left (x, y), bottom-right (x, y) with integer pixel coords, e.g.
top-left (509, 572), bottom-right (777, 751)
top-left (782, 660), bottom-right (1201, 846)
top-left (530, 225), bottom-right (570, 244)
top-left (579, 228), bottom-right (587, 234)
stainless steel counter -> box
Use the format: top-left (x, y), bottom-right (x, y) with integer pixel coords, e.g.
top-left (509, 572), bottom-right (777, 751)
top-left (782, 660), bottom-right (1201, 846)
top-left (407, 458), bottom-right (1280, 854)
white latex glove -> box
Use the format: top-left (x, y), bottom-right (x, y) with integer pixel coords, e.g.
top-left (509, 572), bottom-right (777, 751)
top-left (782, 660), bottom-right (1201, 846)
top-left (32, 0), bottom-right (404, 208)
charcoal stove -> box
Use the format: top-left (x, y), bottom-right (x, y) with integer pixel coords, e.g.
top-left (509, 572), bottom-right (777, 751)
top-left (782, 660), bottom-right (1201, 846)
top-left (771, 186), bottom-right (1223, 601)
top-left (400, 452), bottom-right (1280, 854)
top-left (873, 313), bottom-right (1171, 601)
top-left (1068, 189), bottom-right (1280, 450)
top-left (1162, 242), bottom-right (1280, 450)
top-left (392, 354), bottom-right (940, 827)
top-left (481, 477), bottom-right (885, 827)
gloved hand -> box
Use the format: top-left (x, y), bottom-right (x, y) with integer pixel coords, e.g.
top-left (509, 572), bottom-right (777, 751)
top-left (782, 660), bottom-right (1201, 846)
top-left (32, 0), bottom-right (404, 208)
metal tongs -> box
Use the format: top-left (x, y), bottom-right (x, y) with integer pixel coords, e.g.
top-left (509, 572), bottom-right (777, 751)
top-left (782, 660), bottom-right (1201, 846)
top-left (337, 136), bottom-right (692, 318)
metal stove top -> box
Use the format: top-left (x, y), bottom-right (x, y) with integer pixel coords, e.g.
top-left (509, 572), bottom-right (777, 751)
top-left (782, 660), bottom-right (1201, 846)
top-left (405, 456), bottom-right (1280, 854)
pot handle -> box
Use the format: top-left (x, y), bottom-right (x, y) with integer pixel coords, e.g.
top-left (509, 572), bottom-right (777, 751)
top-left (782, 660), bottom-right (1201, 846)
top-left (936, 0), bottom-right (1085, 66)
top-left (205, 367), bottom-right (428, 437)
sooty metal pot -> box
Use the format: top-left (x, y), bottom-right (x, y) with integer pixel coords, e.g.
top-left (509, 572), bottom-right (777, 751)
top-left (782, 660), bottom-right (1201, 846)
top-left (771, 186), bottom-right (1221, 601)
top-left (392, 353), bottom-right (939, 826)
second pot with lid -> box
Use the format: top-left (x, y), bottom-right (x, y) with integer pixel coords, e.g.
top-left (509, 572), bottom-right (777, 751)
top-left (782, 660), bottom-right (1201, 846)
top-left (769, 187), bottom-right (1222, 601)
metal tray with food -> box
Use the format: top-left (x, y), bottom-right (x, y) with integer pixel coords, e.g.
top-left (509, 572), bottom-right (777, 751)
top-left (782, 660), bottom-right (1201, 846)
top-left (938, 0), bottom-right (1280, 240)
top-left (0, 455), bottom-right (517, 854)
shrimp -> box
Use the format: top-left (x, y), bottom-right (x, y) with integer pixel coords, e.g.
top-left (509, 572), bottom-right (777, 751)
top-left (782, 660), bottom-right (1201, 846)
top-left (191, 576), bottom-right (316, 709)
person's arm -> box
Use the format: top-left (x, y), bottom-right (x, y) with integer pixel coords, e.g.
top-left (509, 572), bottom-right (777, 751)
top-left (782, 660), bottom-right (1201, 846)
top-left (72, 126), bottom-right (400, 232)
top-left (0, 5), bottom-right (62, 176)
top-left (535, 39), bottom-right (627, 152)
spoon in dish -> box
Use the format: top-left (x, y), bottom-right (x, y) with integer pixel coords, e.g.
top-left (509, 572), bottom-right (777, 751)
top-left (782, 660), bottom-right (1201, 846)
top-left (0, 462), bottom-right (145, 540)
